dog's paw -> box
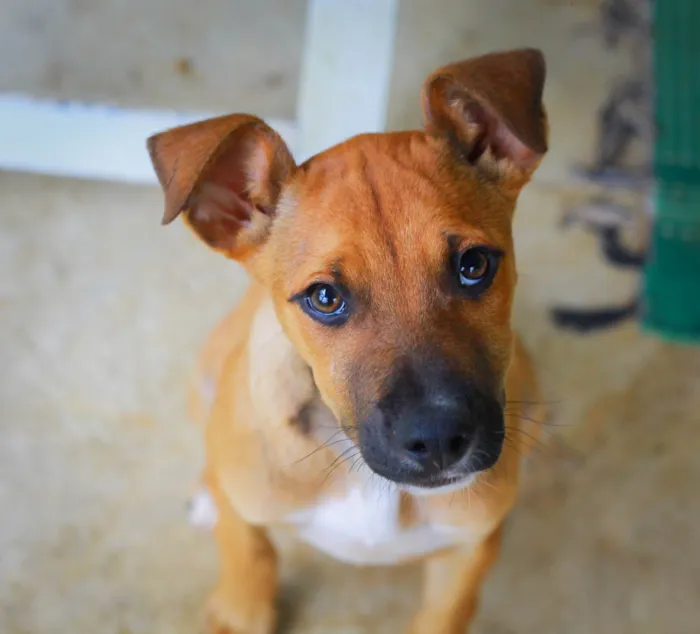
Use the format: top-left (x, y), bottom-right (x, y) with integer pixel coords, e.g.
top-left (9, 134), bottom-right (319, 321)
top-left (187, 487), bottom-right (218, 530)
top-left (406, 611), bottom-right (466, 634)
top-left (205, 593), bottom-right (275, 634)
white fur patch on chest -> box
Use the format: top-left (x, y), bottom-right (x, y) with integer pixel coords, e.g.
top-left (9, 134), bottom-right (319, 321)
top-left (287, 485), bottom-right (465, 565)
top-left (187, 487), bottom-right (218, 530)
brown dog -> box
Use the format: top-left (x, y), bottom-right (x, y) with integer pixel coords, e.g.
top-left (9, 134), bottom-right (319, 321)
top-left (148, 48), bottom-right (548, 634)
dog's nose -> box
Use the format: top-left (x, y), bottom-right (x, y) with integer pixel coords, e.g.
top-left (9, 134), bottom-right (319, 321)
top-left (403, 429), bottom-right (471, 472)
top-left (358, 356), bottom-right (506, 486)
top-left (394, 409), bottom-right (473, 473)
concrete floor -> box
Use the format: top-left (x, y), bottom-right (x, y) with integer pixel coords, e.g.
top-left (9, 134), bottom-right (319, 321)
top-left (1, 1), bottom-right (699, 633)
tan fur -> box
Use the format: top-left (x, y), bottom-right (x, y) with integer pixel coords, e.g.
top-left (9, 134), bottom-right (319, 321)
top-left (149, 49), bottom-right (549, 633)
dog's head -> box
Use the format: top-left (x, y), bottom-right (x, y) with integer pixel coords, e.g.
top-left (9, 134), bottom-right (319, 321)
top-left (149, 49), bottom-right (547, 490)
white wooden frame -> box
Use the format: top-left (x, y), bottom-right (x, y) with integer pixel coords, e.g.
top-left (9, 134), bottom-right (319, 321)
top-left (0, 0), bottom-right (398, 183)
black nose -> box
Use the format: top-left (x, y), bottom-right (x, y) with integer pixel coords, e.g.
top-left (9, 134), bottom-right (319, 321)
top-left (357, 355), bottom-right (505, 486)
top-left (394, 408), bottom-right (473, 473)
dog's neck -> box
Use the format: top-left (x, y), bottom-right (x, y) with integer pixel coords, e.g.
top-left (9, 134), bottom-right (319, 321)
top-left (246, 291), bottom-right (338, 445)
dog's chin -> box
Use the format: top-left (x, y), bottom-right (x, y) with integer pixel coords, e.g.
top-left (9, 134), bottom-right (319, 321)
top-left (358, 453), bottom-right (491, 495)
top-left (401, 473), bottom-right (478, 496)
top-left (356, 426), bottom-right (503, 493)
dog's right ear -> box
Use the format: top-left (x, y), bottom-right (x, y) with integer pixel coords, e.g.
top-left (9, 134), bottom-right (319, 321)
top-left (147, 114), bottom-right (296, 260)
top-left (422, 49), bottom-right (547, 190)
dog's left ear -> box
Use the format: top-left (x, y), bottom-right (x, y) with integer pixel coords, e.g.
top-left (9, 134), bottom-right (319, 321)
top-left (422, 48), bottom-right (548, 189)
top-left (147, 114), bottom-right (296, 261)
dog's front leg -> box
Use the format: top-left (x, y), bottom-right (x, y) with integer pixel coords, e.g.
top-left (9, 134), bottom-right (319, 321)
top-left (205, 471), bottom-right (277, 634)
top-left (408, 524), bottom-right (503, 634)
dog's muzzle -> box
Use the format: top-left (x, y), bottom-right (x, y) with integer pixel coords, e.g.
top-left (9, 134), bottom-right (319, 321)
top-left (356, 359), bottom-right (504, 488)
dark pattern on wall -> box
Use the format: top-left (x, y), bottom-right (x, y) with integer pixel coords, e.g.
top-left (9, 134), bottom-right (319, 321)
top-left (551, 0), bottom-right (652, 333)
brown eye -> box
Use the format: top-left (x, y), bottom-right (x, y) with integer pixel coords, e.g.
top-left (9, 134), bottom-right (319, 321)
top-left (459, 248), bottom-right (490, 286)
top-left (307, 284), bottom-right (345, 315)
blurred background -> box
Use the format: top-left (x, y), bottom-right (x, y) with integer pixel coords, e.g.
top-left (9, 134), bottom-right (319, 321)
top-left (1, 1), bottom-right (698, 633)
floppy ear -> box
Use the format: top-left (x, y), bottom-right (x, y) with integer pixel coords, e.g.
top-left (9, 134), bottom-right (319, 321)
top-left (147, 114), bottom-right (296, 260)
top-left (422, 48), bottom-right (548, 189)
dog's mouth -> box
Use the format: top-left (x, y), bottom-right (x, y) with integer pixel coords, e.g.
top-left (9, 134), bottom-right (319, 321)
top-left (402, 472), bottom-right (479, 496)
top-left (338, 356), bottom-right (506, 490)
top-left (360, 454), bottom-right (493, 491)
top-left (356, 418), bottom-right (504, 491)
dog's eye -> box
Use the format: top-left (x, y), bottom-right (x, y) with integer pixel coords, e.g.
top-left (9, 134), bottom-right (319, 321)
top-left (309, 284), bottom-right (342, 313)
top-left (459, 249), bottom-right (489, 284)
top-left (457, 247), bottom-right (500, 294)
top-left (302, 283), bottom-right (348, 324)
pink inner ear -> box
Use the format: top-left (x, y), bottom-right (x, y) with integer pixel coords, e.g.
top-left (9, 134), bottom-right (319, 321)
top-left (461, 99), bottom-right (540, 170)
top-left (194, 136), bottom-right (279, 225)
top-left (187, 181), bottom-right (257, 250)
top-left (197, 182), bottom-right (255, 225)
top-left (491, 122), bottom-right (540, 170)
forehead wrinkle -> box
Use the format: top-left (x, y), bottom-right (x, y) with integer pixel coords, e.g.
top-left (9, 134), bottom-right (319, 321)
top-left (357, 151), bottom-right (401, 265)
top-left (298, 147), bottom-right (400, 290)
top-left (358, 142), bottom-right (444, 238)
top-left (347, 143), bottom-right (452, 325)
top-left (287, 134), bottom-right (494, 322)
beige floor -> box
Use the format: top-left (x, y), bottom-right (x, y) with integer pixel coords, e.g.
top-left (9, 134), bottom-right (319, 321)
top-left (1, 1), bottom-right (699, 633)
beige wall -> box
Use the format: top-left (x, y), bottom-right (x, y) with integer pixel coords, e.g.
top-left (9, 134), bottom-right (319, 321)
top-left (1, 2), bottom-right (697, 633)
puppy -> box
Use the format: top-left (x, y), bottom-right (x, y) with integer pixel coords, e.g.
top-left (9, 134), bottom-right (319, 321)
top-left (148, 48), bottom-right (548, 634)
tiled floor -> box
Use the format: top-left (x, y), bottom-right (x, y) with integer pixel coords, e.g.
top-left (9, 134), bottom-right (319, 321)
top-left (1, 1), bottom-right (698, 633)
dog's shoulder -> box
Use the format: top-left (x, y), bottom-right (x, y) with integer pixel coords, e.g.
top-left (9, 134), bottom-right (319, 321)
top-left (202, 289), bottom-right (352, 523)
top-left (187, 283), bottom-right (267, 425)
top-left (506, 334), bottom-right (546, 458)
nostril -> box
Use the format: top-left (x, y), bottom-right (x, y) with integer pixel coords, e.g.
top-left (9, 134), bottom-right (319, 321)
top-left (405, 439), bottom-right (429, 457)
top-left (448, 433), bottom-right (470, 457)
top-left (403, 431), bottom-right (470, 470)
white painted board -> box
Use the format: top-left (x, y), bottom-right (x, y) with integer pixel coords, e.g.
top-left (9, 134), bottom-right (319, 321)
top-left (295, 0), bottom-right (399, 162)
top-left (0, 95), bottom-right (297, 184)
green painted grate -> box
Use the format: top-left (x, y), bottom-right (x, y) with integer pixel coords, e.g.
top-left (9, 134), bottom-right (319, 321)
top-left (642, 0), bottom-right (700, 343)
